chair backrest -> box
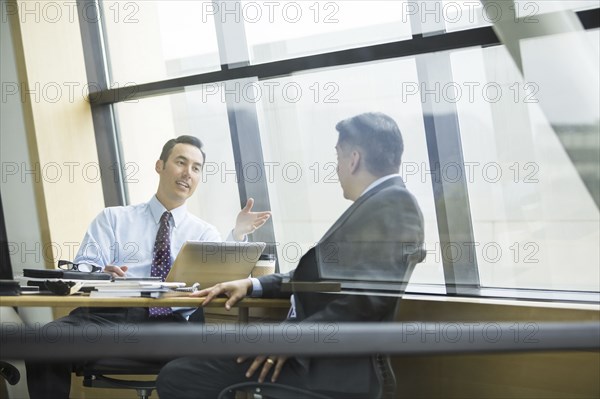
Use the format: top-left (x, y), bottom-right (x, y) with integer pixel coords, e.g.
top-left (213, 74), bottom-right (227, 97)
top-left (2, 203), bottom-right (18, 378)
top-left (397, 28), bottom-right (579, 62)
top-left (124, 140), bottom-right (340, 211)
top-left (373, 246), bottom-right (426, 399)
top-left (393, 246), bottom-right (426, 318)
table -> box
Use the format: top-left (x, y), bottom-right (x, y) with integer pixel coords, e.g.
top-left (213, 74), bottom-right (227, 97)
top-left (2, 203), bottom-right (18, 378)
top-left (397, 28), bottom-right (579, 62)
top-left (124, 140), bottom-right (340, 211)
top-left (0, 295), bottom-right (290, 322)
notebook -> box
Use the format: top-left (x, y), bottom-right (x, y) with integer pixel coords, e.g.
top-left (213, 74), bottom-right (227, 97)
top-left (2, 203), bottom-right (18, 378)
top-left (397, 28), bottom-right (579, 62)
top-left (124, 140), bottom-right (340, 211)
top-left (166, 241), bottom-right (266, 288)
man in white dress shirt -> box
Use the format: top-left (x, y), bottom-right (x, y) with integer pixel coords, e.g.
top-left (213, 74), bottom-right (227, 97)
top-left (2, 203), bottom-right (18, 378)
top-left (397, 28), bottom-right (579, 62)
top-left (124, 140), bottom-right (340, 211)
top-left (26, 135), bottom-right (271, 399)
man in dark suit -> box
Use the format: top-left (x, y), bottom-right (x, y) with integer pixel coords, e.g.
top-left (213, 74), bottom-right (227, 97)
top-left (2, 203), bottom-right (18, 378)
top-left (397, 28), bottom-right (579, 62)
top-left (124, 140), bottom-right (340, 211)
top-left (156, 112), bottom-right (425, 398)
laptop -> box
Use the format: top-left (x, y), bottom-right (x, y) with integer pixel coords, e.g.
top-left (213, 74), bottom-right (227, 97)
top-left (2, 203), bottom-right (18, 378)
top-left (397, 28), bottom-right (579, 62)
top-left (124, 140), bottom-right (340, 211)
top-left (166, 241), bottom-right (266, 288)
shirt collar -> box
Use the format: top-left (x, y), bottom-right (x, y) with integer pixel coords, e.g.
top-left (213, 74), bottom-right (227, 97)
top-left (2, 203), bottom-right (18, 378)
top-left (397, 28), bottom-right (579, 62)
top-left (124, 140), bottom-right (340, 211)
top-left (148, 195), bottom-right (187, 228)
top-left (359, 174), bottom-right (402, 198)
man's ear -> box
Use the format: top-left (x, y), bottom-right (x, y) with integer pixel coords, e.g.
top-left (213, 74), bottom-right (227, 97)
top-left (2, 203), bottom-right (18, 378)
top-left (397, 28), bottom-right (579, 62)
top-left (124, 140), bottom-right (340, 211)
top-left (155, 160), bottom-right (164, 173)
top-left (349, 150), bottom-right (361, 174)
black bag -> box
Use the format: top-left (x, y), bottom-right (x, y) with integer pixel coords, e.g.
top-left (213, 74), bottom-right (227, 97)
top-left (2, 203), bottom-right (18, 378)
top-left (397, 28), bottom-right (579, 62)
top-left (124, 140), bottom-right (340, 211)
top-left (0, 280), bottom-right (20, 296)
top-left (23, 269), bottom-right (111, 280)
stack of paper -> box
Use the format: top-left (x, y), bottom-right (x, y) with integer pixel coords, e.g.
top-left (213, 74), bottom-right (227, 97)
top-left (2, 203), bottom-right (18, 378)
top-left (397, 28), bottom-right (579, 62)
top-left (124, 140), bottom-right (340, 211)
top-left (89, 281), bottom-right (187, 298)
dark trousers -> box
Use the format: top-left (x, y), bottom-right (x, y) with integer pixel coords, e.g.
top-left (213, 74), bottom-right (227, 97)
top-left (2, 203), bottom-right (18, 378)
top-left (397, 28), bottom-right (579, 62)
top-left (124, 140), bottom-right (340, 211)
top-left (25, 306), bottom-right (200, 399)
top-left (156, 357), bottom-right (375, 399)
top-left (157, 357), bottom-right (377, 399)
top-left (156, 356), bottom-right (311, 399)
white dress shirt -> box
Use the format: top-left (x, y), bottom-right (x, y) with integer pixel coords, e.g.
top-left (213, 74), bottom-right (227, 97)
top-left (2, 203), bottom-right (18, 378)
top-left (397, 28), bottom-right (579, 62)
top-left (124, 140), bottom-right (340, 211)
top-left (74, 195), bottom-right (234, 276)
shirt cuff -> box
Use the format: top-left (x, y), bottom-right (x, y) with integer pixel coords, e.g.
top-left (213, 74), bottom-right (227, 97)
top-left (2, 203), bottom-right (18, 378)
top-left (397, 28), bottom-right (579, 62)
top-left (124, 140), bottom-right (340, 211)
top-left (226, 229), bottom-right (248, 242)
top-left (248, 278), bottom-right (263, 297)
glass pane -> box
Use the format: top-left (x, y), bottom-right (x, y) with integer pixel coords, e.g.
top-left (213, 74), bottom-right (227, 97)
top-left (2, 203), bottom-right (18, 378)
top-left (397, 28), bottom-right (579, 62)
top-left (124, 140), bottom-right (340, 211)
top-left (442, 0), bottom-right (491, 33)
top-left (452, 33), bottom-right (599, 291)
top-left (253, 59), bottom-right (444, 287)
top-left (521, 29), bottom-right (600, 206)
top-left (101, 0), bottom-right (221, 85)
top-left (441, 0), bottom-right (599, 33)
top-left (243, 0), bottom-right (412, 64)
top-left (114, 87), bottom-right (240, 238)
top-left (514, 0), bottom-right (599, 17)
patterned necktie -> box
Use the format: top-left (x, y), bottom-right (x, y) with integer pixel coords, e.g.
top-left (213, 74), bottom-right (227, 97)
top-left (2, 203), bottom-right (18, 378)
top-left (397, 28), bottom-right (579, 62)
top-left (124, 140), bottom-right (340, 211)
top-left (149, 211), bottom-right (172, 317)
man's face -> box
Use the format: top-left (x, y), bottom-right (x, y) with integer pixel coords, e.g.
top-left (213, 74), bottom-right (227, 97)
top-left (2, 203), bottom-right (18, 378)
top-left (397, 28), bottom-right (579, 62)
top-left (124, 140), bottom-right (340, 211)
top-left (156, 143), bottom-right (204, 207)
top-left (336, 142), bottom-right (353, 200)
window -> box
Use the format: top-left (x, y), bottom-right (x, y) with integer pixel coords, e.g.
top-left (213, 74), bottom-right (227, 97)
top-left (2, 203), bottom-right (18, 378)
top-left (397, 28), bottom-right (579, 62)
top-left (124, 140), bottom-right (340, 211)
top-left (114, 85), bottom-right (241, 238)
top-left (452, 32), bottom-right (599, 291)
top-left (87, 1), bottom-right (600, 301)
top-left (243, 0), bottom-right (412, 64)
top-left (101, 0), bottom-right (221, 85)
top-left (255, 59), bottom-right (444, 286)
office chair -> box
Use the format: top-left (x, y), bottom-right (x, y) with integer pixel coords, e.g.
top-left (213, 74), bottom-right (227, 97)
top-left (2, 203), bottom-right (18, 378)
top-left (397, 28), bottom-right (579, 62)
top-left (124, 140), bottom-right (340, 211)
top-left (217, 354), bottom-right (396, 399)
top-left (0, 361), bottom-right (20, 386)
top-left (75, 308), bottom-right (205, 399)
top-left (219, 247), bottom-right (426, 399)
top-left (75, 358), bottom-right (164, 399)
top-left (217, 382), bottom-right (333, 399)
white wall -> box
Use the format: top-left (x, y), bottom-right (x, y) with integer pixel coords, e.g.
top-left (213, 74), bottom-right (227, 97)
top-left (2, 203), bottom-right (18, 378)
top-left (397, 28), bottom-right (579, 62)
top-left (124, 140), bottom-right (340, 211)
top-left (0, 2), bottom-right (44, 278)
top-left (1, 5), bottom-right (52, 397)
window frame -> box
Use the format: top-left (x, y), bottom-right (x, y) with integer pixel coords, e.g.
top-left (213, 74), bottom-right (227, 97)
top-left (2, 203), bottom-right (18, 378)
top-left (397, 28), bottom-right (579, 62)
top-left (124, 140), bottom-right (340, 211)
top-left (78, 0), bottom-right (600, 301)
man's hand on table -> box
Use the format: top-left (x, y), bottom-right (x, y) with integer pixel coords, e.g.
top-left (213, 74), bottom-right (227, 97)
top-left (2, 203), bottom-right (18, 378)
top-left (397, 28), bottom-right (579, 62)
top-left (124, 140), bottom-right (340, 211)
top-left (103, 265), bottom-right (128, 278)
top-left (191, 278), bottom-right (252, 310)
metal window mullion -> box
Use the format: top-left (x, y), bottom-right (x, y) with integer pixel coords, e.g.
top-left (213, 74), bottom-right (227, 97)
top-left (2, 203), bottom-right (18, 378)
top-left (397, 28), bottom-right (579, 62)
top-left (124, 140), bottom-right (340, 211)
top-left (214, 2), bottom-right (278, 268)
top-left (416, 53), bottom-right (481, 294)
top-left (77, 0), bottom-right (126, 206)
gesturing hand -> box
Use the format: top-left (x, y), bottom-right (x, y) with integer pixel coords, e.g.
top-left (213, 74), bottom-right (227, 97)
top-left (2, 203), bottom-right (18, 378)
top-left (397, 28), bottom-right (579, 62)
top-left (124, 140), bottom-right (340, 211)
top-left (233, 198), bottom-right (271, 241)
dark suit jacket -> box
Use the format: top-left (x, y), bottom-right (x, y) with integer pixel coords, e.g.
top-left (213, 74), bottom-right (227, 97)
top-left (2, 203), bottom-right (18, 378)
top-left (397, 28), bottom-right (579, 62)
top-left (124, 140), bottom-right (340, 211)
top-left (258, 176), bottom-right (424, 395)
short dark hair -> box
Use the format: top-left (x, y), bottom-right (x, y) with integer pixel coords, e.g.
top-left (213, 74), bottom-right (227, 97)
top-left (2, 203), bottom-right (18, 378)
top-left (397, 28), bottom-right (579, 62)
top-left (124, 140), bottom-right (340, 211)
top-left (159, 135), bottom-right (206, 165)
top-left (335, 112), bottom-right (403, 176)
